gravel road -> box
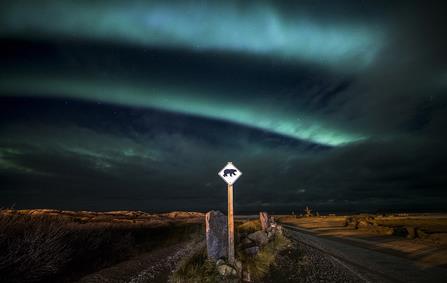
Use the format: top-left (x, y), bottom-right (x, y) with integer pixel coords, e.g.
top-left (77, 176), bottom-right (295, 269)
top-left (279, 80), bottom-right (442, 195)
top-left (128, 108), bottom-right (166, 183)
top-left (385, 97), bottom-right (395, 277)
top-left (282, 225), bottom-right (447, 283)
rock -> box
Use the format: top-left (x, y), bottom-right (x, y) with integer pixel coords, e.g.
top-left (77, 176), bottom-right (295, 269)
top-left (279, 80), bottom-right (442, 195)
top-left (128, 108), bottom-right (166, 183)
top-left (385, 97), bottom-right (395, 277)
top-left (374, 226), bottom-right (394, 236)
top-left (216, 259), bottom-right (225, 266)
top-left (267, 223), bottom-right (277, 233)
top-left (217, 264), bottom-right (237, 277)
top-left (239, 237), bottom-right (255, 249)
top-left (276, 225), bottom-right (283, 235)
top-left (259, 212), bottom-right (270, 231)
top-left (417, 229), bottom-right (429, 239)
top-left (357, 220), bottom-right (370, 228)
top-left (248, 230), bottom-right (269, 246)
top-left (244, 246), bottom-right (260, 256)
top-left (390, 226), bottom-right (405, 236)
top-left (206, 210), bottom-right (228, 260)
top-left (427, 233), bottom-right (447, 245)
top-left (406, 226), bottom-right (416, 239)
top-left (234, 259), bottom-right (243, 276)
top-left (243, 270), bottom-right (252, 282)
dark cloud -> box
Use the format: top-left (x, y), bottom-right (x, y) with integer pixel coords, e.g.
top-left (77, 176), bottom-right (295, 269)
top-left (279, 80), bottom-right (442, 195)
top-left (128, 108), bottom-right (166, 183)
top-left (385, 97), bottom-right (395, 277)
top-left (320, 1), bottom-right (447, 136)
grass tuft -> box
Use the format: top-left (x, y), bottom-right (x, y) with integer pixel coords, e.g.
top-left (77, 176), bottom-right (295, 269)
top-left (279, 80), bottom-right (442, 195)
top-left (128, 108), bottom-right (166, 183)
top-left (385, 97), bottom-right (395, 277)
top-left (240, 233), bottom-right (290, 281)
top-left (170, 247), bottom-right (218, 283)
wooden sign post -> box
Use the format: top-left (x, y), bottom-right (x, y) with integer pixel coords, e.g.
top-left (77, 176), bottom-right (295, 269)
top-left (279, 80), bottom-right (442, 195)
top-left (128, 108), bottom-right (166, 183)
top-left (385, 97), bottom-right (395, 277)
top-left (218, 162), bottom-right (242, 265)
top-left (227, 184), bottom-right (234, 264)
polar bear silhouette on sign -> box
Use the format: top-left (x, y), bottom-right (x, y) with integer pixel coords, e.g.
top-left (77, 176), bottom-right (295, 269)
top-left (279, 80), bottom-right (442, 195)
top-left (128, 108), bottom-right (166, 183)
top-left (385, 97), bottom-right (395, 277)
top-left (223, 169), bottom-right (237, 177)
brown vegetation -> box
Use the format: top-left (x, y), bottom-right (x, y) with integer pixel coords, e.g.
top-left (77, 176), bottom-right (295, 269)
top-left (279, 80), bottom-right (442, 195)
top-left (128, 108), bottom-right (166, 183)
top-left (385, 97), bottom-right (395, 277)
top-left (278, 214), bottom-right (447, 243)
top-left (0, 209), bottom-right (203, 283)
top-left (237, 219), bottom-right (262, 234)
top-left (344, 215), bottom-right (447, 243)
top-left (278, 214), bottom-right (447, 267)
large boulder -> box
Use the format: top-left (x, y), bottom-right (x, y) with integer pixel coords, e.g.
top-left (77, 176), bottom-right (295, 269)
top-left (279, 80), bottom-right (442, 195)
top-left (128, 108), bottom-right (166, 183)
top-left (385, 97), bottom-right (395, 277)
top-left (244, 246), bottom-right (260, 256)
top-left (259, 212), bottom-right (270, 231)
top-left (239, 237), bottom-right (256, 249)
top-left (247, 230), bottom-right (269, 246)
top-left (206, 210), bottom-right (228, 260)
top-left (234, 259), bottom-right (243, 276)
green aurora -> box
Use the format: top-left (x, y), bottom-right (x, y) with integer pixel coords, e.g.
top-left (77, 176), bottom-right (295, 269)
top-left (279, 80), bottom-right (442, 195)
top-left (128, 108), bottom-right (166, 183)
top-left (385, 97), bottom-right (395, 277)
top-left (0, 75), bottom-right (364, 146)
top-left (0, 1), bottom-right (382, 69)
top-left (0, 1), bottom-right (382, 146)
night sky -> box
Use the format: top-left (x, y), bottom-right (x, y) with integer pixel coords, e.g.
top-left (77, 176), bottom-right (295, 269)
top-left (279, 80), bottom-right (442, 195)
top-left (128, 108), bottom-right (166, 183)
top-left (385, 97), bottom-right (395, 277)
top-left (1, 1), bottom-right (446, 213)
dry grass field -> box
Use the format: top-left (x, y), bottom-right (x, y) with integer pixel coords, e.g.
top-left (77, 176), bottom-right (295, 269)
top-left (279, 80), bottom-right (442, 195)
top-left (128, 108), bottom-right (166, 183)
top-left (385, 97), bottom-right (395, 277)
top-left (278, 214), bottom-right (447, 268)
top-left (0, 209), bottom-right (204, 283)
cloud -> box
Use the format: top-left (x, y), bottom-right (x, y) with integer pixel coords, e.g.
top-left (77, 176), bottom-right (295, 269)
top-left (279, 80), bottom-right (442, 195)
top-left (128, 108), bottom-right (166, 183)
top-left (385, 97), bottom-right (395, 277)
top-left (315, 1), bottom-right (447, 137)
top-left (2, 113), bottom-right (445, 212)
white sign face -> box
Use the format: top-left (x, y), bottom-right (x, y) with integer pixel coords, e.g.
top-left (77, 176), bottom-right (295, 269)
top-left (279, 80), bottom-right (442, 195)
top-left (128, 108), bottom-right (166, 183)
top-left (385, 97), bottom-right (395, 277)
top-left (218, 162), bottom-right (242, 185)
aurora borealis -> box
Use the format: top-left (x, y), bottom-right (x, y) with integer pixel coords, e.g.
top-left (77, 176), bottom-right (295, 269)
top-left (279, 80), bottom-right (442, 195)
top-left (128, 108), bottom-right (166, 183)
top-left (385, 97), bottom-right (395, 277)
top-left (0, 1), bottom-right (382, 68)
top-left (1, 1), bottom-right (446, 212)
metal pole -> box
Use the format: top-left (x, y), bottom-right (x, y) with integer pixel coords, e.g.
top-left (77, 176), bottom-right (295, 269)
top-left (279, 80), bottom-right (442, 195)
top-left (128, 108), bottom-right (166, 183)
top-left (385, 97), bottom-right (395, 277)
top-left (227, 184), bottom-right (235, 264)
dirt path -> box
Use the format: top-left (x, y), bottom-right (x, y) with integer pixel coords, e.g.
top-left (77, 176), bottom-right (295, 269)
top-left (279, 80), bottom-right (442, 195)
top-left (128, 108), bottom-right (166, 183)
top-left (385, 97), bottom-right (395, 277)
top-left (76, 238), bottom-right (204, 283)
top-left (282, 225), bottom-right (447, 283)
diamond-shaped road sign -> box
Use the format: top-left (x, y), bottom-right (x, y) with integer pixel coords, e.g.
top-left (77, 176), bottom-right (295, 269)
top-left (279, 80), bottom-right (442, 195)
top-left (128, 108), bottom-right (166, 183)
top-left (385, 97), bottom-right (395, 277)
top-left (218, 162), bottom-right (242, 185)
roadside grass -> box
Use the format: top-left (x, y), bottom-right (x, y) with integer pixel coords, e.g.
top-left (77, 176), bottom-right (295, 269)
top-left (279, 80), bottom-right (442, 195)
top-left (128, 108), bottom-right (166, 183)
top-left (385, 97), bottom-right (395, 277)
top-left (0, 209), bottom-right (203, 283)
top-left (170, 247), bottom-right (219, 283)
top-left (238, 233), bottom-right (290, 281)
